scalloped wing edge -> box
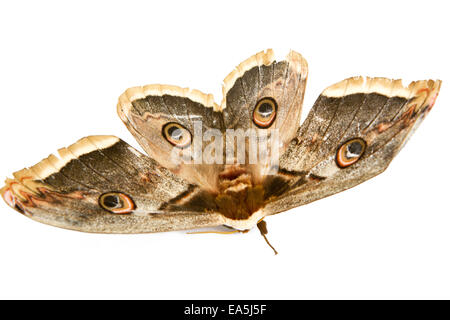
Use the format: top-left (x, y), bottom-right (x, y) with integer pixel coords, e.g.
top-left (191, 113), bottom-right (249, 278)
top-left (116, 48), bottom-right (308, 117)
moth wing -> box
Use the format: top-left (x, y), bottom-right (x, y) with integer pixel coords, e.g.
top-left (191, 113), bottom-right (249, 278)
top-left (1, 136), bottom-right (225, 233)
top-left (263, 77), bottom-right (441, 215)
top-left (117, 85), bottom-right (225, 192)
top-left (221, 49), bottom-right (308, 180)
top-left (117, 49), bottom-right (308, 190)
top-left (221, 49), bottom-right (308, 149)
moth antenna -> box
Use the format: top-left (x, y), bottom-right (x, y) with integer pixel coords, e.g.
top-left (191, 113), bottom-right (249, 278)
top-left (257, 220), bottom-right (278, 255)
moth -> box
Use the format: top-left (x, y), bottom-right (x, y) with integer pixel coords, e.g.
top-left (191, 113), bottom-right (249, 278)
top-left (1, 49), bottom-right (441, 254)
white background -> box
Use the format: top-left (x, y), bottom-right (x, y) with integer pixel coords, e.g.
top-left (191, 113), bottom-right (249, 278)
top-left (0, 0), bottom-right (449, 299)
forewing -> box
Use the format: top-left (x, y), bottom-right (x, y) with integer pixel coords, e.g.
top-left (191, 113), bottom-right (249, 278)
top-left (222, 49), bottom-right (308, 149)
top-left (1, 136), bottom-right (224, 233)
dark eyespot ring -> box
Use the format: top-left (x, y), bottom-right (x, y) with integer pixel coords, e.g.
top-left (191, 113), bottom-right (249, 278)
top-left (162, 122), bottom-right (192, 148)
top-left (253, 97), bottom-right (277, 128)
top-left (336, 138), bottom-right (366, 168)
top-left (99, 192), bottom-right (135, 214)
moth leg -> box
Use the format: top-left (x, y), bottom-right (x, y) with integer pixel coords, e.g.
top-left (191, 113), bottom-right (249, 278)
top-left (257, 219), bottom-right (278, 255)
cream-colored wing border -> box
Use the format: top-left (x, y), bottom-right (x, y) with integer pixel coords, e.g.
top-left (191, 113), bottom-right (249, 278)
top-left (117, 84), bottom-right (220, 119)
top-left (27, 135), bottom-right (119, 180)
top-left (220, 49), bottom-right (275, 107)
top-left (322, 76), bottom-right (442, 100)
top-left (116, 49), bottom-right (307, 116)
top-left (2, 136), bottom-right (120, 200)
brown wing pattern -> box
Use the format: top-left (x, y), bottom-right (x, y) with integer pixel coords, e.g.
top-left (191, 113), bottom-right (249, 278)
top-left (1, 51), bottom-right (441, 234)
top-left (1, 136), bottom-right (225, 233)
top-left (222, 49), bottom-right (308, 149)
top-left (263, 77), bottom-right (441, 215)
top-left (117, 49), bottom-right (308, 191)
